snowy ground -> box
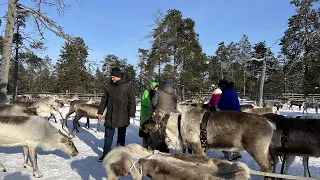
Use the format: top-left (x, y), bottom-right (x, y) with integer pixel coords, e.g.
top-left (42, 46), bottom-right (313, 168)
top-left (0, 104), bottom-right (319, 180)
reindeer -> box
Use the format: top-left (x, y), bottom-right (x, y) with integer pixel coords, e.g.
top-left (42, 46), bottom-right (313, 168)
top-left (103, 143), bottom-right (250, 180)
top-left (242, 107), bottom-right (280, 115)
top-left (72, 103), bottom-right (106, 133)
top-left (142, 106), bottom-right (275, 179)
top-left (63, 98), bottom-right (95, 127)
top-left (0, 115), bottom-right (78, 178)
top-left (289, 100), bottom-right (303, 110)
top-left (263, 113), bottom-right (320, 177)
top-left (102, 143), bottom-right (153, 180)
top-left (0, 104), bottom-right (37, 116)
top-left (57, 95), bottom-right (80, 105)
top-left (136, 151), bottom-right (250, 180)
top-left (26, 96), bottom-right (64, 123)
top-left (10, 100), bottom-right (35, 109)
top-left (302, 102), bottom-right (319, 114)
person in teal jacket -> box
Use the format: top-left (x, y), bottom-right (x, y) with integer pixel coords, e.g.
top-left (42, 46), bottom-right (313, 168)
top-left (139, 81), bottom-right (158, 147)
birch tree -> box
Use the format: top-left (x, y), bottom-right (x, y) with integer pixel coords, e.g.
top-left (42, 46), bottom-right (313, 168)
top-left (0, 0), bottom-right (77, 103)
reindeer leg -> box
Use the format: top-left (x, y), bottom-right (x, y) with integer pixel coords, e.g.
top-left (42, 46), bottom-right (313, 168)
top-left (47, 114), bottom-right (53, 121)
top-left (29, 146), bottom-right (43, 178)
top-left (97, 120), bottom-right (101, 132)
top-left (86, 117), bottom-right (91, 129)
top-left (73, 118), bottom-right (80, 133)
top-left (52, 114), bottom-right (57, 123)
top-left (189, 142), bottom-right (205, 156)
top-left (0, 162), bottom-right (6, 172)
top-left (247, 147), bottom-right (273, 180)
top-left (284, 155), bottom-right (295, 174)
top-left (23, 146), bottom-right (32, 169)
top-left (64, 113), bottom-right (72, 128)
top-left (303, 157), bottom-right (310, 177)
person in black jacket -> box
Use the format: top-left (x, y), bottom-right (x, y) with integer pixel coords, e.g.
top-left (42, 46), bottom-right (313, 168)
top-left (97, 67), bottom-right (136, 162)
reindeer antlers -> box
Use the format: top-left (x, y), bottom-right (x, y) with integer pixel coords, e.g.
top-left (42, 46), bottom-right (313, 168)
top-left (196, 93), bottom-right (206, 104)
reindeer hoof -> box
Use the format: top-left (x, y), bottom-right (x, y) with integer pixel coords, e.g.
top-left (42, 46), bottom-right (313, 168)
top-left (24, 163), bottom-right (33, 169)
top-left (33, 172), bottom-right (43, 178)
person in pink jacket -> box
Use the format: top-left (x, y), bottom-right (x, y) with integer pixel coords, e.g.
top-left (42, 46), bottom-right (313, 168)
top-left (208, 84), bottom-right (222, 108)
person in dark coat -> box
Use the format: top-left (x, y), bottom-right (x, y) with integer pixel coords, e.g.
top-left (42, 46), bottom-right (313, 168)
top-left (149, 80), bottom-right (178, 153)
top-left (216, 79), bottom-right (242, 160)
top-left (97, 67), bottom-right (136, 161)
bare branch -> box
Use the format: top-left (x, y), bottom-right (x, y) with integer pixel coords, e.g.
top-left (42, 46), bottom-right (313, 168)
top-left (18, 6), bottom-right (73, 41)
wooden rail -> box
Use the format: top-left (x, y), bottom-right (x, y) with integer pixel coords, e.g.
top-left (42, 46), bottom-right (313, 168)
top-left (9, 92), bottom-right (320, 102)
top-left (250, 170), bottom-right (320, 180)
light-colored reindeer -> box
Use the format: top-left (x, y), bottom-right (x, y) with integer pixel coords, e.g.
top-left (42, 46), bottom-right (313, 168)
top-left (0, 114), bottom-right (78, 178)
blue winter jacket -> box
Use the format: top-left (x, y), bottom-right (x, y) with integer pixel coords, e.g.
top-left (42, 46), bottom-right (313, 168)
top-left (217, 88), bottom-right (241, 111)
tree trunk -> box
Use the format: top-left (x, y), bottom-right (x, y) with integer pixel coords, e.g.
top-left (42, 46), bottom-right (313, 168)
top-left (258, 58), bottom-right (266, 107)
top-left (220, 62), bottom-right (223, 79)
top-left (13, 18), bottom-right (20, 101)
top-left (243, 67), bottom-right (246, 98)
top-left (0, 0), bottom-right (17, 104)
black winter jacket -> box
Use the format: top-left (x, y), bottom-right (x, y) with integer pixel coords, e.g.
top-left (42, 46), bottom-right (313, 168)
top-left (97, 79), bottom-right (136, 129)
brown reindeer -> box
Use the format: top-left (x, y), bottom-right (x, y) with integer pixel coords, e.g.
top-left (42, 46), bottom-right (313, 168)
top-left (72, 103), bottom-right (106, 133)
top-left (263, 113), bottom-right (320, 177)
top-left (63, 98), bottom-right (95, 127)
top-left (136, 152), bottom-right (250, 180)
top-left (142, 106), bottom-right (275, 179)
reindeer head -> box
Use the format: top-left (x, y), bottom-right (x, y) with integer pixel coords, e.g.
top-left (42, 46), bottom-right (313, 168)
top-left (58, 130), bottom-right (78, 157)
top-left (142, 109), bottom-right (169, 133)
top-left (54, 99), bottom-right (64, 108)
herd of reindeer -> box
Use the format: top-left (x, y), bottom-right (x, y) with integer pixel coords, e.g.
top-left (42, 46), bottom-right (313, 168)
top-left (0, 94), bottom-right (319, 180)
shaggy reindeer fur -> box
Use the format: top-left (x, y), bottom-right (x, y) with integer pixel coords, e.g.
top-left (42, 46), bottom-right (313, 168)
top-left (63, 98), bottom-right (95, 127)
top-left (137, 152), bottom-right (250, 180)
top-left (0, 115), bottom-right (78, 177)
top-left (103, 143), bottom-right (250, 180)
top-left (102, 143), bottom-right (153, 180)
top-left (0, 104), bottom-right (37, 116)
top-left (72, 103), bottom-right (106, 133)
top-left (25, 96), bottom-right (64, 123)
top-left (240, 104), bottom-right (254, 111)
top-left (263, 113), bottom-right (320, 176)
top-left (242, 107), bottom-right (280, 115)
top-left (144, 106), bottom-right (276, 177)
top-left (163, 112), bottom-right (184, 150)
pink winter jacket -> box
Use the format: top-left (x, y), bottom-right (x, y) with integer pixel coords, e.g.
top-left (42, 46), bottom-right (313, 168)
top-left (208, 88), bottom-right (222, 106)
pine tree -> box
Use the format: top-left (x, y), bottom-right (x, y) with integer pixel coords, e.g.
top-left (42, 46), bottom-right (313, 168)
top-left (56, 37), bottom-right (91, 93)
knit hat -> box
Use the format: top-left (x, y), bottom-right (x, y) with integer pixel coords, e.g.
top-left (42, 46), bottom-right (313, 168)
top-left (110, 67), bottom-right (122, 78)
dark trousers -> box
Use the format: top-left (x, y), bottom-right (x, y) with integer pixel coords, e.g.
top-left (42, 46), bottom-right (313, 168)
top-left (102, 126), bottom-right (127, 157)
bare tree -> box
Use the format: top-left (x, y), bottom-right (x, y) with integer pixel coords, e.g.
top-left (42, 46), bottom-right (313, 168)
top-left (0, 0), bottom-right (79, 104)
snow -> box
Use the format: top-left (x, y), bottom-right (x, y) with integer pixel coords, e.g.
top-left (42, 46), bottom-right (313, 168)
top-left (0, 104), bottom-right (319, 180)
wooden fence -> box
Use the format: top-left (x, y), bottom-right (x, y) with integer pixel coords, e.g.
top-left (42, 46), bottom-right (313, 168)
top-left (10, 91), bottom-right (320, 103)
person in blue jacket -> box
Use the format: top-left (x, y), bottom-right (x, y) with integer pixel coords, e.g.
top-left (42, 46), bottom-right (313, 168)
top-left (216, 79), bottom-right (242, 160)
top-left (217, 80), bottom-right (241, 111)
